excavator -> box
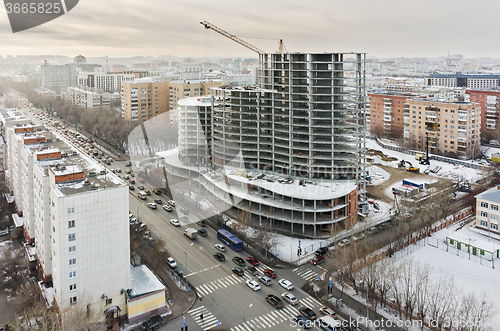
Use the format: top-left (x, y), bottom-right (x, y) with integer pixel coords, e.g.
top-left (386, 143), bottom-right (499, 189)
top-left (398, 160), bottom-right (420, 173)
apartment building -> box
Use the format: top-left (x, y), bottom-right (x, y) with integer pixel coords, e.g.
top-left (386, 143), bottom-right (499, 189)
top-left (77, 72), bottom-right (135, 92)
top-left (168, 79), bottom-right (222, 110)
top-left (161, 52), bottom-right (366, 237)
top-left (6, 127), bottom-right (131, 322)
top-left (465, 89), bottom-right (500, 132)
top-left (0, 108), bottom-right (32, 173)
top-left (369, 92), bottom-right (416, 138)
top-left (475, 186), bottom-right (500, 235)
top-left (41, 62), bottom-right (76, 92)
top-left (65, 86), bottom-right (111, 111)
top-left (405, 98), bottom-right (480, 159)
top-left (121, 80), bottom-right (169, 122)
top-left (426, 72), bottom-right (500, 89)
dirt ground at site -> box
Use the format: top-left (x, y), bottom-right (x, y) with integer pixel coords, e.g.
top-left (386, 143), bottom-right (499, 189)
top-left (365, 163), bottom-right (454, 203)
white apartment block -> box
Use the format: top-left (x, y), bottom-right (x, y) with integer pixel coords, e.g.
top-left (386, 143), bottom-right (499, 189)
top-left (65, 87), bottom-right (111, 111)
top-left (41, 63), bottom-right (76, 93)
top-left (77, 73), bottom-right (135, 92)
top-left (475, 186), bottom-right (500, 235)
top-left (6, 126), bottom-right (131, 321)
top-left (0, 108), bottom-right (32, 172)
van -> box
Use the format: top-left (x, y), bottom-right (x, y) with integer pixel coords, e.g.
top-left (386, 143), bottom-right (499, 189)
top-left (319, 316), bottom-right (341, 331)
top-left (138, 191), bottom-right (147, 200)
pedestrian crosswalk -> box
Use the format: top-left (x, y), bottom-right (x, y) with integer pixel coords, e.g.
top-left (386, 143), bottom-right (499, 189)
top-left (292, 265), bottom-right (319, 281)
top-left (188, 305), bottom-right (221, 330)
top-left (196, 274), bottom-right (252, 296)
top-left (229, 295), bottom-right (323, 330)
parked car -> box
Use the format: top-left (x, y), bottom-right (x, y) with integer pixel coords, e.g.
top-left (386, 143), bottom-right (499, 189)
top-left (163, 205), bottom-right (172, 212)
top-left (140, 315), bottom-right (163, 330)
top-left (266, 294), bottom-right (283, 308)
top-left (167, 257), bottom-right (177, 269)
top-left (245, 266), bottom-right (258, 276)
top-left (232, 267), bottom-right (244, 277)
top-left (319, 306), bottom-right (337, 319)
top-left (246, 280), bottom-right (261, 291)
top-left (148, 202), bottom-right (157, 209)
top-left (246, 257), bottom-right (259, 266)
top-left (154, 199), bottom-right (162, 204)
top-left (232, 256), bottom-right (245, 266)
top-left (213, 253), bottom-right (225, 261)
top-left (338, 239), bottom-right (351, 247)
top-left (353, 233), bottom-right (365, 241)
top-left (215, 244), bottom-right (225, 252)
top-left (170, 219), bottom-right (180, 227)
top-left (198, 229), bottom-right (207, 237)
top-left (298, 307), bottom-right (317, 320)
top-left (311, 255), bottom-right (326, 265)
top-left (315, 247), bottom-right (328, 256)
top-left (278, 279), bottom-right (294, 290)
top-left (263, 269), bottom-right (277, 278)
top-left (281, 292), bottom-right (298, 305)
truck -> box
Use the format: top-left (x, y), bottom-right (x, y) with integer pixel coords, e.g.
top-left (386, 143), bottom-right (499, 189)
top-left (184, 228), bottom-right (197, 240)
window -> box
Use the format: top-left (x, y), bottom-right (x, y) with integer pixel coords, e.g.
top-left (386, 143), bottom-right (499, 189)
top-left (481, 202), bottom-right (489, 208)
top-left (69, 258), bottom-right (76, 265)
top-left (68, 207), bottom-right (74, 214)
top-left (492, 214), bottom-right (498, 221)
top-left (68, 220), bottom-right (75, 228)
top-left (52, 226), bottom-right (55, 232)
top-left (106, 298), bottom-right (113, 305)
top-left (492, 223), bottom-right (499, 231)
top-left (481, 211), bottom-right (488, 218)
top-left (70, 284), bottom-right (76, 291)
top-left (492, 204), bottom-right (498, 211)
top-left (69, 246), bottom-right (76, 253)
top-left (70, 297), bottom-right (77, 305)
top-left (68, 233), bottom-right (75, 241)
top-left (480, 220), bottom-right (488, 227)
top-left (70, 271), bottom-right (76, 278)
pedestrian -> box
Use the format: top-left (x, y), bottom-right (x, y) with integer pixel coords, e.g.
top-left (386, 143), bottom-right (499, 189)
top-left (200, 314), bottom-right (204, 322)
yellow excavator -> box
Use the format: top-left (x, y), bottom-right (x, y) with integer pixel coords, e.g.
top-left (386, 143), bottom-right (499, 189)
top-left (398, 160), bottom-right (420, 173)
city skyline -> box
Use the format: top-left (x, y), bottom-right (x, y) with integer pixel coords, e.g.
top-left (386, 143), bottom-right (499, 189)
top-left (1, 0), bottom-right (500, 58)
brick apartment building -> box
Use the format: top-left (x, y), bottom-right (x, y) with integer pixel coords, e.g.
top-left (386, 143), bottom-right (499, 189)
top-left (369, 92), bottom-right (418, 138)
top-left (465, 89), bottom-right (500, 132)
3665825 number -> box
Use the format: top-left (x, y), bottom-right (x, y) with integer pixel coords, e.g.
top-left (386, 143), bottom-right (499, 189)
top-left (5, 2), bottom-right (62, 14)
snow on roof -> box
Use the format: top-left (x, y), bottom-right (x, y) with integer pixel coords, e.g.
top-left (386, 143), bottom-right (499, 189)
top-left (402, 178), bottom-right (438, 185)
top-left (475, 186), bottom-right (500, 204)
top-left (4, 194), bottom-right (14, 204)
top-left (12, 213), bottom-right (24, 227)
top-left (38, 281), bottom-right (55, 308)
top-left (130, 264), bottom-right (166, 298)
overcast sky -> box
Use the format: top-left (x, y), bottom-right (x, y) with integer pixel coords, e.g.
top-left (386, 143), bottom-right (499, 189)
top-left (1, 0), bottom-right (499, 59)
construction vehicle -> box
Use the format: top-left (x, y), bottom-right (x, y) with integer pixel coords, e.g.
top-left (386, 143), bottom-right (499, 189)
top-left (398, 159), bottom-right (420, 173)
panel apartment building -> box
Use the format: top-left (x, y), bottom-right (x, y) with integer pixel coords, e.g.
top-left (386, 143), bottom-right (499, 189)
top-left (369, 92), bottom-right (417, 138)
top-left (65, 86), bottom-right (111, 111)
top-left (404, 98), bottom-right (480, 159)
top-left (41, 62), bottom-right (76, 93)
top-left (465, 89), bottom-right (500, 132)
top-left (6, 126), bottom-right (131, 322)
top-left (426, 72), bottom-right (500, 90)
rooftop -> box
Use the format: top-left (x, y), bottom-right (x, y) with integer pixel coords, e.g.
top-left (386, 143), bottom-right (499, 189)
top-left (475, 186), bottom-right (500, 204)
top-left (129, 264), bottom-right (166, 299)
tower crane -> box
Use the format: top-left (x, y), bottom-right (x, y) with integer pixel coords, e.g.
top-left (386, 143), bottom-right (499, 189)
top-left (200, 21), bottom-right (286, 54)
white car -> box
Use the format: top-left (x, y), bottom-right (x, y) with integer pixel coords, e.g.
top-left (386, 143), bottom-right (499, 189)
top-left (215, 244), bottom-right (226, 252)
top-left (168, 200), bottom-right (176, 207)
top-left (167, 257), bottom-right (177, 269)
top-left (278, 279), bottom-right (294, 290)
top-left (129, 214), bottom-right (134, 220)
top-left (338, 239), bottom-right (351, 247)
top-left (246, 280), bottom-right (261, 291)
top-left (170, 219), bottom-right (180, 227)
top-left (148, 202), bottom-right (157, 209)
top-left (281, 292), bottom-right (298, 305)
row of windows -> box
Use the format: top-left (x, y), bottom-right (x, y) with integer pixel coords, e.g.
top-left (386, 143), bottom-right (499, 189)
top-left (479, 220), bottom-right (499, 230)
top-left (480, 211), bottom-right (499, 220)
top-left (480, 202), bottom-right (499, 210)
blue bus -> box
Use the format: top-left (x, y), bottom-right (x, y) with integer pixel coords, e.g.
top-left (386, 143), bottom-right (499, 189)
top-left (217, 229), bottom-right (244, 251)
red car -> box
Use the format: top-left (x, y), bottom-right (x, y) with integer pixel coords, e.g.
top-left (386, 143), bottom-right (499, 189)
top-left (246, 257), bottom-right (259, 266)
top-left (263, 269), bottom-right (277, 278)
top-left (311, 255), bottom-right (325, 265)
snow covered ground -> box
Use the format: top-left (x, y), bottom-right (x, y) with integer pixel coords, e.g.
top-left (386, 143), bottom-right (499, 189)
top-left (366, 166), bottom-right (391, 185)
top-left (366, 139), bottom-right (484, 183)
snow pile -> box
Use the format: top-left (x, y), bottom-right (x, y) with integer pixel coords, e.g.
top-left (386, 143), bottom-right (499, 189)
top-left (366, 166), bottom-right (390, 185)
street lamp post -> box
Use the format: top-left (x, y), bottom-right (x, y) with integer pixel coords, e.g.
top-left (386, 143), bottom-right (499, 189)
top-left (185, 243), bottom-right (194, 288)
top-left (243, 303), bottom-right (253, 331)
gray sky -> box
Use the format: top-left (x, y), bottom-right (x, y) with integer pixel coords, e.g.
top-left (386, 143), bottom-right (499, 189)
top-left (1, 0), bottom-right (499, 58)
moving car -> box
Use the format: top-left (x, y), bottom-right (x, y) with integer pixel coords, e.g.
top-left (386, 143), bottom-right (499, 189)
top-left (245, 266), bottom-right (258, 276)
top-left (125, 169), bottom-right (131, 174)
top-left (232, 256), bottom-right (245, 266)
top-left (215, 244), bottom-right (226, 252)
top-left (140, 314), bottom-right (163, 331)
top-left (167, 257), bottom-right (177, 269)
top-left (213, 253), bottom-right (225, 261)
top-left (278, 279), bottom-right (294, 290)
top-left (180, 207), bottom-right (189, 214)
top-left (263, 269), bottom-right (277, 278)
top-left (153, 188), bottom-right (162, 195)
top-left (125, 161), bottom-right (132, 166)
top-left (148, 202), bottom-right (157, 209)
top-left (311, 255), bottom-right (325, 265)
top-left (265, 294), bottom-right (283, 308)
top-left (168, 200), bottom-right (176, 207)
top-left (129, 185), bottom-right (135, 190)
top-left (293, 315), bottom-right (312, 329)
top-left (170, 219), bottom-right (180, 227)
top-left (129, 179), bottom-right (135, 184)
top-left (298, 307), bottom-right (317, 320)
top-left (281, 292), bottom-right (298, 305)
top-left (198, 229), bottom-right (207, 237)
top-left (116, 168), bottom-right (122, 173)
top-left (246, 257), bottom-right (259, 266)
top-left (246, 280), bottom-right (261, 291)
top-left (319, 306), bottom-right (337, 319)
top-left (138, 185), bottom-right (144, 190)
top-left (163, 205), bottom-right (172, 212)
top-left (316, 247), bottom-right (328, 256)
top-left (196, 220), bottom-right (206, 227)
top-left (154, 199), bottom-right (162, 204)
top-left (232, 267), bottom-right (244, 277)
top-left (145, 190), bottom-right (151, 195)
top-left (258, 275), bottom-right (272, 286)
